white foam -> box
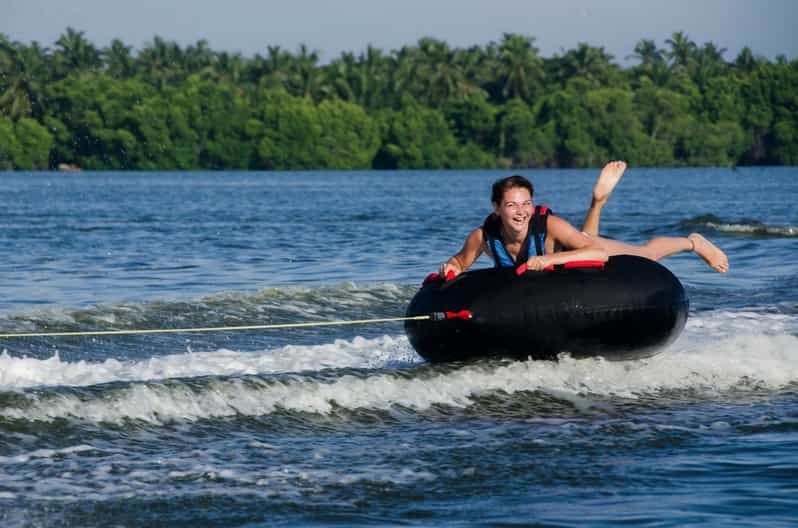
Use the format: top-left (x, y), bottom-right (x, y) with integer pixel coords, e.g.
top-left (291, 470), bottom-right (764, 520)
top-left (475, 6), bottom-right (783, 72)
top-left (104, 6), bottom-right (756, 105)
top-left (2, 309), bottom-right (796, 424)
top-left (0, 334), bottom-right (419, 390)
top-left (704, 221), bottom-right (798, 237)
top-left (686, 309), bottom-right (797, 338)
top-left (3, 329), bottom-right (797, 425)
top-left (3, 309), bottom-right (793, 393)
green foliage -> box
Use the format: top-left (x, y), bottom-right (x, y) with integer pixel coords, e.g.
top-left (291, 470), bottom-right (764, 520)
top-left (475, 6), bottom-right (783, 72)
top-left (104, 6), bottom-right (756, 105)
top-left (249, 90), bottom-right (380, 169)
top-left (498, 98), bottom-right (556, 167)
top-left (314, 99), bottom-right (381, 169)
top-left (374, 98), bottom-right (494, 169)
top-left (0, 118), bottom-right (18, 169)
top-left (12, 118), bottom-right (52, 168)
top-left (682, 120), bottom-right (747, 166)
top-left (444, 94), bottom-right (499, 149)
top-left (171, 76), bottom-right (249, 169)
top-left (373, 100), bottom-right (455, 169)
top-left (772, 119), bottom-right (798, 164)
top-left (0, 29), bottom-right (796, 170)
top-left (0, 116), bottom-right (52, 169)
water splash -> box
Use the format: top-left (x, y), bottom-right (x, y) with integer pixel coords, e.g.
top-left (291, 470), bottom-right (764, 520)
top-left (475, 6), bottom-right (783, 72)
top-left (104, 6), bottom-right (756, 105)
top-left (2, 318), bottom-right (796, 425)
top-left (681, 215), bottom-right (798, 237)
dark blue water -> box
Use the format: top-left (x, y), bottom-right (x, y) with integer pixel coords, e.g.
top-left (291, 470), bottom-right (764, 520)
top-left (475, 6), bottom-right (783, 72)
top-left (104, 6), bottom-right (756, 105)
top-left (1, 168), bottom-right (797, 527)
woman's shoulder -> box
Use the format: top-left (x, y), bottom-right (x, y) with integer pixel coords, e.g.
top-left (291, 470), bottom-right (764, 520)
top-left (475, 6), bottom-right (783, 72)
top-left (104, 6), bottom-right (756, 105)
top-left (546, 214), bottom-right (580, 235)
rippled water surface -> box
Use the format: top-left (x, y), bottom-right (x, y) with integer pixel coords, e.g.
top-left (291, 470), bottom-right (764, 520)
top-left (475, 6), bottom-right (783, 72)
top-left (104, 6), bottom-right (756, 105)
top-left (1, 168), bottom-right (797, 527)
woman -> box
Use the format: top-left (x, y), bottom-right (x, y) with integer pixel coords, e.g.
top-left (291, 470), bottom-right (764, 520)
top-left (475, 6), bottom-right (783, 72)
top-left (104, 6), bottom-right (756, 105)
top-left (440, 161), bottom-right (729, 277)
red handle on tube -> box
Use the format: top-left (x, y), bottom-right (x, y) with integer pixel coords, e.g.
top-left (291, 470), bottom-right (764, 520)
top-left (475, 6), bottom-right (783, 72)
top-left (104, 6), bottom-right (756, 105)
top-left (516, 260), bottom-right (605, 275)
top-left (445, 309), bottom-right (472, 321)
top-left (423, 270), bottom-right (458, 284)
top-left (423, 272), bottom-right (440, 285)
top-left (561, 260), bottom-right (606, 270)
top-left (430, 309), bottom-right (473, 321)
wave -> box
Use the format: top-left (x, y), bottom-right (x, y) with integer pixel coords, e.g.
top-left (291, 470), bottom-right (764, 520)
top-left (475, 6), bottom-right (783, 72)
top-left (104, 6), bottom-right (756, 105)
top-left (4, 308), bottom-right (794, 392)
top-left (0, 335), bottom-right (418, 389)
top-left (681, 215), bottom-right (798, 237)
top-left (2, 311), bottom-right (797, 425)
top-left (0, 281), bottom-right (416, 339)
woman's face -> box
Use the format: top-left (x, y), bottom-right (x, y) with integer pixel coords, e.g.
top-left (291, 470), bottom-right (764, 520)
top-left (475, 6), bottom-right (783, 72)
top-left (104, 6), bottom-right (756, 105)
top-left (494, 186), bottom-right (533, 234)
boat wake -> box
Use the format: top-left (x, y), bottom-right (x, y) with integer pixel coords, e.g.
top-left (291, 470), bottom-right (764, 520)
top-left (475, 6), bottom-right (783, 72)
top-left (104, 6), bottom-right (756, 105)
top-left (1, 309), bottom-right (796, 426)
top-left (0, 334), bottom-right (418, 390)
top-left (681, 215), bottom-right (798, 238)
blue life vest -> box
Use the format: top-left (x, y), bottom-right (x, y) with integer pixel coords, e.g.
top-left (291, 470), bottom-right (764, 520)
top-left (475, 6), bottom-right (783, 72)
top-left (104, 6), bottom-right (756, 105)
top-left (482, 205), bottom-right (551, 268)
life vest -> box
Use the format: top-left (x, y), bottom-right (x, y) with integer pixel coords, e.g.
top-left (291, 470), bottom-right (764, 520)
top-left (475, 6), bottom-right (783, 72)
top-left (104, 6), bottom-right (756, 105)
top-left (482, 205), bottom-right (551, 268)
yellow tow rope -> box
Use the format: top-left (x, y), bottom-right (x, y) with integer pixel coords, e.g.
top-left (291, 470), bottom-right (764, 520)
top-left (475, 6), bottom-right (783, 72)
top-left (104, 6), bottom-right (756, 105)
top-left (0, 315), bottom-right (431, 339)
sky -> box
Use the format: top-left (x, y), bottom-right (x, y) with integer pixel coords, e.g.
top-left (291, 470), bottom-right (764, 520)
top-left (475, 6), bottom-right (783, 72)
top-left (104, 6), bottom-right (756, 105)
top-left (2, 0), bottom-right (797, 64)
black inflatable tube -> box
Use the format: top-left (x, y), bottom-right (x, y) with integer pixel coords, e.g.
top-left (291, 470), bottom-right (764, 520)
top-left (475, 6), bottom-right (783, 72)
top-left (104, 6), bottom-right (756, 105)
top-left (405, 255), bottom-right (689, 362)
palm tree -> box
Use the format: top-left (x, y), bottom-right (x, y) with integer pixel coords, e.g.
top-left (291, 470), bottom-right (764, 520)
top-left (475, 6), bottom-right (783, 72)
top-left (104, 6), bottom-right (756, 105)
top-left (325, 52), bottom-right (358, 102)
top-left (629, 39), bottom-right (665, 67)
top-left (497, 33), bottom-right (543, 102)
top-left (287, 44), bottom-right (325, 100)
top-left (691, 42), bottom-right (728, 89)
top-left (184, 39), bottom-right (215, 75)
top-left (213, 51), bottom-right (246, 84)
top-left (390, 44), bottom-right (424, 105)
top-left (627, 39), bottom-right (670, 87)
top-left (414, 38), bottom-right (468, 106)
top-left (54, 27), bottom-right (101, 75)
top-left (558, 43), bottom-right (617, 86)
top-left (102, 39), bottom-right (135, 78)
top-left (0, 38), bottom-right (48, 119)
top-left (456, 44), bottom-right (492, 100)
top-left (665, 31), bottom-right (697, 71)
top-left (359, 45), bottom-right (390, 108)
top-left (137, 36), bottom-right (184, 87)
top-left (473, 41), bottom-right (507, 102)
top-left (325, 46), bottom-right (389, 107)
top-left (734, 46), bottom-right (761, 74)
top-left (388, 38), bottom-right (467, 106)
top-left (256, 45), bottom-right (293, 90)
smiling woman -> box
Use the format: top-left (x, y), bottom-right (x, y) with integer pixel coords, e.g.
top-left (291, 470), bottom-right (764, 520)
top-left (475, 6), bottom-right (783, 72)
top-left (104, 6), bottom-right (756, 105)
top-left (440, 161), bottom-right (729, 277)
top-left (439, 172), bottom-right (608, 276)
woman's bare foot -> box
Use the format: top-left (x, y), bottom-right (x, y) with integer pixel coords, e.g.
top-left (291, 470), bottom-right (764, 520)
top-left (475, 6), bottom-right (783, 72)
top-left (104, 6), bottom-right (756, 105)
top-left (593, 160), bottom-right (627, 204)
top-left (688, 233), bottom-right (729, 273)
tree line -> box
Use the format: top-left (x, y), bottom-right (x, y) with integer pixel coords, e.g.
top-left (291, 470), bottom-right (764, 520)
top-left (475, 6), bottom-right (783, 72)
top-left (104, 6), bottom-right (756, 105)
top-left (1, 28), bottom-right (796, 170)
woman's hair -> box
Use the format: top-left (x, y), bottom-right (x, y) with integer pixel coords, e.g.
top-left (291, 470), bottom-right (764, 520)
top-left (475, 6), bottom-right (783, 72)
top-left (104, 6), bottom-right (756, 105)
top-left (491, 175), bottom-right (534, 205)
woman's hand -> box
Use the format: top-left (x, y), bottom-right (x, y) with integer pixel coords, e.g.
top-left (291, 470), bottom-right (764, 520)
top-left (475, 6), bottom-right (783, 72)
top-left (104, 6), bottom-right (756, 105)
top-left (525, 255), bottom-right (549, 271)
top-left (440, 259), bottom-right (462, 278)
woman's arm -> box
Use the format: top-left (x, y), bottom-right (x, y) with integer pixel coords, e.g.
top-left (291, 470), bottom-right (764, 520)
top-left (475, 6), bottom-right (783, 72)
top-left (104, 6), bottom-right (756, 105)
top-left (525, 216), bottom-right (608, 271)
top-left (440, 227), bottom-right (485, 277)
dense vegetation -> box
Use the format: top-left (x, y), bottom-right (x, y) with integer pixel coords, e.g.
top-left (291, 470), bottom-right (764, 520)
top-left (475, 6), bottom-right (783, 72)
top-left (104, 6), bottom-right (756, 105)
top-left (1, 29), bottom-right (796, 170)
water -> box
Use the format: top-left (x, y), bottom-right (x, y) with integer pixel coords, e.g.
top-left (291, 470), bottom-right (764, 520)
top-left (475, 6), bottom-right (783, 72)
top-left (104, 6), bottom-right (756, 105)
top-left (1, 168), bottom-right (796, 527)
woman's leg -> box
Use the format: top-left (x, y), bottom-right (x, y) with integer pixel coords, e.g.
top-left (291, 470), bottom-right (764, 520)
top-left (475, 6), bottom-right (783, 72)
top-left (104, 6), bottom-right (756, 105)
top-left (582, 160), bottom-right (627, 236)
top-left (590, 233), bottom-right (729, 272)
top-left (581, 160), bottom-right (728, 272)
